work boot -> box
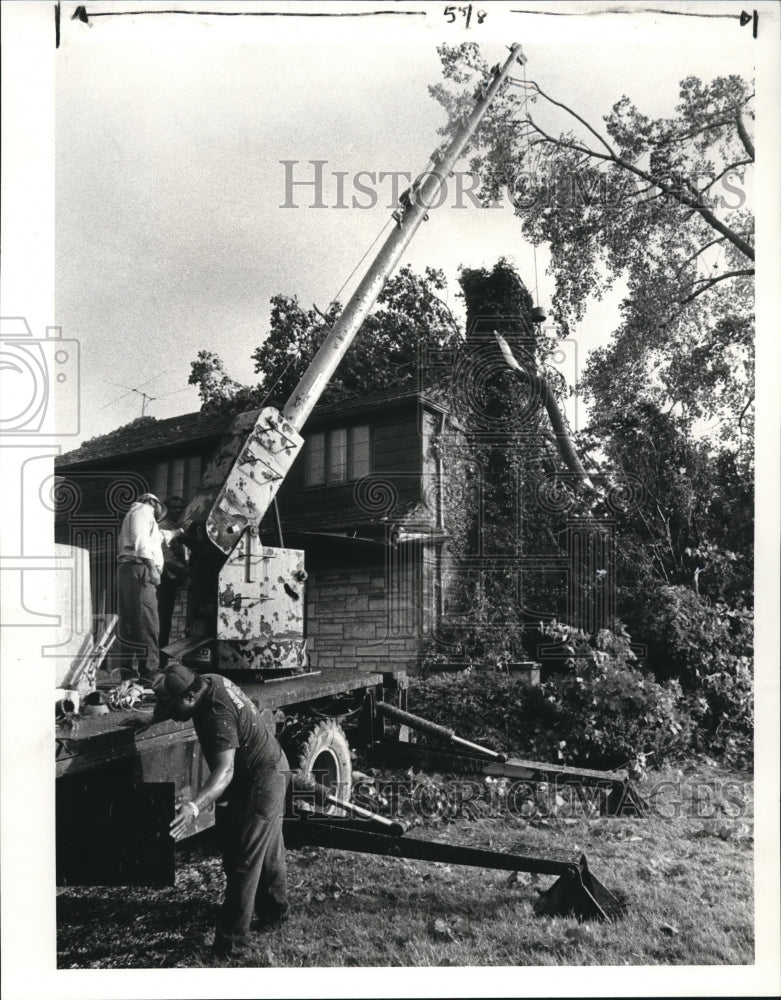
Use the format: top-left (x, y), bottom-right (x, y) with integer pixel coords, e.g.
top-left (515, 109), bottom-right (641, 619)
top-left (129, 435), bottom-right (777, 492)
top-left (254, 902), bottom-right (289, 931)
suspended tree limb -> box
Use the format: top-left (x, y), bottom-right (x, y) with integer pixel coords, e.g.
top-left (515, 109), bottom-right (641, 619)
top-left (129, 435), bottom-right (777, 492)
top-left (493, 332), bottom-right (594, 488)
top-left (735, 112), bottom-right (755, 160)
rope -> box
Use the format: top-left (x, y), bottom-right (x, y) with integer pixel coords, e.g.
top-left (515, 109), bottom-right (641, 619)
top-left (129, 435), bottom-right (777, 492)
top-left (258, 355), bottom-right (297, 409)
top-left (328, 217), bottom-right (394, 309)
top-left (260, 216), bottom-right (394, 407)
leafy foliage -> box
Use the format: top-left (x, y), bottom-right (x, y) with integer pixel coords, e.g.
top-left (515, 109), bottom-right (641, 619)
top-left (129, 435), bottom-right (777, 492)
top-left (431, 45), bottom-right (755, 451)
top-left (78, 415), bottom-right (157, 449)
top-left (188, 351), bottom-right (264, 416)
top-left (189, 266), bottom-right (460, 416)
top-left (414, 622), bottom-right (694, 769)
top-left (577, 402), bottom-right (753, 608)
top-left (629, 586), bottom-right (753, 767)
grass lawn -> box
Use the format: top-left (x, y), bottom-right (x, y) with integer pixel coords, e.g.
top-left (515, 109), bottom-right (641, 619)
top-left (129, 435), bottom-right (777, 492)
top-left (56, 761), bottom-right (753, 968)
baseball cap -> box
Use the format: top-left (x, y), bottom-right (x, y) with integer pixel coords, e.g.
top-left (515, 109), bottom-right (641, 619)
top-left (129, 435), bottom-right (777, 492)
top-left (155, 662), bottom-right (199, 699)
top-left (137, 492), bottom-right (167, 520)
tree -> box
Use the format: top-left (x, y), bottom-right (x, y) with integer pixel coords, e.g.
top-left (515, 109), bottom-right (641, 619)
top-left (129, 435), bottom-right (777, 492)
top-left (189, 266), bottom-right (460, 415)
top-left (430, 44), bottom-right (755, 449)
top-left (189, 351), bottom-right (263, 416)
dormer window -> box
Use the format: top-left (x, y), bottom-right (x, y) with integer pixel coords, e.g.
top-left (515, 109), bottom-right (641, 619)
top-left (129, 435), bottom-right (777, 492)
top-left (304, 425), bottom-right (370, 486)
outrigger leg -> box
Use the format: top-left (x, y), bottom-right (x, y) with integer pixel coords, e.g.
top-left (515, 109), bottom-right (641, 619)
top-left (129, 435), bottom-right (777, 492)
top-left (372, 700), bottom-right (647, 817)
top-left (284, 813), bottom-right (625, 922)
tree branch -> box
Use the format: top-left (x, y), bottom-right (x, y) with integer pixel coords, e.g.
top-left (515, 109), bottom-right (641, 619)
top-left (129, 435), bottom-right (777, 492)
top-left (525, 115), bottom-right (609, 164)
top-left (656, 118), bottom-right (736, 146)
top-left (698, 159), bottom-right (753, 195)
top-left (520, 89), bottom-right (755, 262)
top-left (312, 303), bottom-right (331, 324)
top-left (735, 111), bottom-right (755, 160)
top-left (522, 80), bottom-right (616, 158)
top-left (493, 332), bottom-right (594, 487)
top-left (674, 237), bottom-right (726, 277)
top-left (679, 268), bottom-right (755, 305)
top-left (737, 393), bottom-right (754, 431)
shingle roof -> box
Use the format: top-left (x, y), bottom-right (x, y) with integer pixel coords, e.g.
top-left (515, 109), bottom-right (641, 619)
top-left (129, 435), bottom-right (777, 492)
top-left (55, 411), bottom-right (234, 468)
top-left (56, 386), bottom-right (450, 470)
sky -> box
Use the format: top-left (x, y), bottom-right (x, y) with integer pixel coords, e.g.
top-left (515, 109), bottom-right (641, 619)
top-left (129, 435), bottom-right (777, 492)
top-left (54, 0), bottom-right (758, 446)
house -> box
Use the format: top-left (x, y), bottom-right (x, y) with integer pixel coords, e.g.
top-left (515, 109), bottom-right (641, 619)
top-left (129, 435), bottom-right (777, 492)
top-left (54, 389), bottom-right (451, 674)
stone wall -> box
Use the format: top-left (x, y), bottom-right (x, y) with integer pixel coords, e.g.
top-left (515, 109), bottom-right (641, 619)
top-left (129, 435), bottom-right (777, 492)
top-left (305, 557), bottom-right (426, 673)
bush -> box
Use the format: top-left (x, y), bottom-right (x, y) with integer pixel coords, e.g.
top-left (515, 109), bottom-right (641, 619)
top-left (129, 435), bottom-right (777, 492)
top-left (411, 623), bottom-right (694, 769)
top-left (630, 585), bottom-right (752, 683)
top-left (685, 656), bottom-right (753, 767)
top-left (626, 586), bottom-right (754, 765)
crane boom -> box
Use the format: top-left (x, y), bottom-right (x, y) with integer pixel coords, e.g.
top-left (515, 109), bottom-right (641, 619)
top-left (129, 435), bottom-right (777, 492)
top-left (184, 43), bottom-right (526, 559)
top-left (283, 43), bottom-right (526, 432)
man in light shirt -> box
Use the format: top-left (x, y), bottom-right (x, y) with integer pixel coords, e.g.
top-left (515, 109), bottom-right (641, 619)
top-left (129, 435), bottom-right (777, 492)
top-left (116, 493), bottom-right (185, 682)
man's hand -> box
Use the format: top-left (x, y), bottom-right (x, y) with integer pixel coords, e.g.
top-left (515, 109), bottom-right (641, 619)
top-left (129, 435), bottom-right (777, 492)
top-left (142, 558), bottom-right (162, 587)
top-left (170, 801), bottom-right (199, 841)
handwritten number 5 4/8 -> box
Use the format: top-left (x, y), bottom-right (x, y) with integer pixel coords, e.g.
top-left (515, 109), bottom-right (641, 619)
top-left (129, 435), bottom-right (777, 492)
top-left (444, 5), bottom-right (486, 28)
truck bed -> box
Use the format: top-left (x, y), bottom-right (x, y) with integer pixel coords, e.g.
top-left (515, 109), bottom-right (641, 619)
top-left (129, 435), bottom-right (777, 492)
top-left (56, 669), bottom-right (388, 778)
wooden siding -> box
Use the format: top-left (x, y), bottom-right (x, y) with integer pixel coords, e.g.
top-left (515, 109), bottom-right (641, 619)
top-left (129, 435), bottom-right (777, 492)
top-left (269, 403), bottom-right (426, 535)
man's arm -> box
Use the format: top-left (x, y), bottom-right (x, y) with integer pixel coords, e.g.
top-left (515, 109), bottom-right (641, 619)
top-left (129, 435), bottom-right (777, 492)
top-left (121, 695), bottom-right (171, 731)
top-left (169, 748), bottom-right (236, 841)
top-left (160, 525), bottom-right (185, 546)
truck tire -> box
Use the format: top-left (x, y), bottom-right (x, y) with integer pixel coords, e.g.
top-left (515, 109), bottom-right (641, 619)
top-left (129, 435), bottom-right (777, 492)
top-left (283, 719), bottom-right (352, 809)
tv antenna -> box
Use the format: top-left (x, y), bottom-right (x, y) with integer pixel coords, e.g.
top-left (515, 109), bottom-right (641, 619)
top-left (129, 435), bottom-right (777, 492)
top-left (132, 388), bottom-right (157, 416)
top-left (101, 371), bottom-right (165, 415)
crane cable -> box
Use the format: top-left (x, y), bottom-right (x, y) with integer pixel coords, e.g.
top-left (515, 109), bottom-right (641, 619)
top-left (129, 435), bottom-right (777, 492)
top-left (258, 215), bottom-right (394, 411)
top-left (328, 216), bottom-right (395, 311)
top-left (521, 57), bottom-right (540, 306)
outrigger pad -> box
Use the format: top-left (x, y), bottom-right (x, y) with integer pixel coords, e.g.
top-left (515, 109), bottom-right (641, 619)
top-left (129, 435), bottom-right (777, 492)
top-left (533, 855), bottom-right (626, 922)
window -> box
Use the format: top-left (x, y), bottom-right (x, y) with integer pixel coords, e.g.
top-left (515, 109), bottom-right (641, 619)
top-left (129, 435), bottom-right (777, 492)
top-left (154, 455), bottom-right (202, 503)
top-left (304, 425), bottom-right (370, 486)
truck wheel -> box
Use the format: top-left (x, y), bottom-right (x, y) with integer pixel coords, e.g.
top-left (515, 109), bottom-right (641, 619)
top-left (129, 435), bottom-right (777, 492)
top-left (283, 719), bottom-right (352, 810)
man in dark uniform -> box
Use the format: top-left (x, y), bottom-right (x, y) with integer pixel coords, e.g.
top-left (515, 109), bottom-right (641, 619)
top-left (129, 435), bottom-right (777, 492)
top-left (156, 495), bottom-right (188, 665)
top-left (150, 663), bottom-right (290, 959)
